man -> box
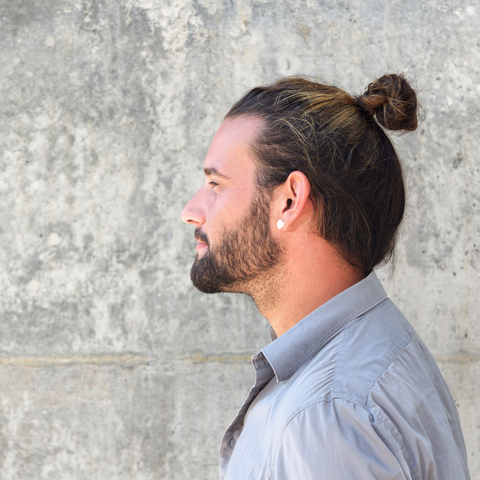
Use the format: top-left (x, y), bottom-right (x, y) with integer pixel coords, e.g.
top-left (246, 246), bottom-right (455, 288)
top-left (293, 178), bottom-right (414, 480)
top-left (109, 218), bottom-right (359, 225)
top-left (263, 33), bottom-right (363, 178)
top-left (181, 74), bottom-right (470, 479)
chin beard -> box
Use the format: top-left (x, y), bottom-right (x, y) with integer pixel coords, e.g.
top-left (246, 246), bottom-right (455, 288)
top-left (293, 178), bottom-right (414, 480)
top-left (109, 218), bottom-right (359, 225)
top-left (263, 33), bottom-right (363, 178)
top-left (190, 248), bottom-right (240, 294)
top-left (189, 192), bottom-right (283, 294)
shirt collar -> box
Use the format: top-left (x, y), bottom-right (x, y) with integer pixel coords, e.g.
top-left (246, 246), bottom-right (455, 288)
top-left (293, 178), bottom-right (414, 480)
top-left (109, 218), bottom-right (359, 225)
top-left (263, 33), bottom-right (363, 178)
top-left (260, 271), bottom-right (388, 382)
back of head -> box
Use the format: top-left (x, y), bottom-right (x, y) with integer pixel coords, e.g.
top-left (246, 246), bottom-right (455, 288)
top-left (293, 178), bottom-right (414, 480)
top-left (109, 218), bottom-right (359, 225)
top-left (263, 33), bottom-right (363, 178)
top-left (226, 74), bottom-right (419, 276)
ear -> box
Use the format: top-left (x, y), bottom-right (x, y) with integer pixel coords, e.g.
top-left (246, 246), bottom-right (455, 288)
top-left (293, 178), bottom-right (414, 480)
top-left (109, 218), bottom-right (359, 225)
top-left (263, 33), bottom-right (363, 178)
top-left (274, 171), bottom-right (311, 231)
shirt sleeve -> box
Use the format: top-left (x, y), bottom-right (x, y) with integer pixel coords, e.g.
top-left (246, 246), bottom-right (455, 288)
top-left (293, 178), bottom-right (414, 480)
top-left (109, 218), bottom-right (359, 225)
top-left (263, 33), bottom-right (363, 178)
top-left (271, 398), bottom-right (414, 480)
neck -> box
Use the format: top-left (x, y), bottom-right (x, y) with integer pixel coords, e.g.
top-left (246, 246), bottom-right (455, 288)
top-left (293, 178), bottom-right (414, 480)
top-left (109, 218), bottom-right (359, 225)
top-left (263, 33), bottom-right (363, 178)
top-left (250, 238), bottom-right (365, 337)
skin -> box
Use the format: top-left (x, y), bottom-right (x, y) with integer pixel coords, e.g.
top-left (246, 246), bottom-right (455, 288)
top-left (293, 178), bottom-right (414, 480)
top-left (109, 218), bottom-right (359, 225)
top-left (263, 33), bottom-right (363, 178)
top-left (189, 193), bottom-right (283, 296)
top-left (181, 116), bottom-right (364, 337)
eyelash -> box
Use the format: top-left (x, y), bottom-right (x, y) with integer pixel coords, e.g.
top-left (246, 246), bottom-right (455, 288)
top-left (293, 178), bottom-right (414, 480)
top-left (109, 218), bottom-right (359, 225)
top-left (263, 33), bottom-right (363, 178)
top-left (209, 181), bottom-right (219, 188)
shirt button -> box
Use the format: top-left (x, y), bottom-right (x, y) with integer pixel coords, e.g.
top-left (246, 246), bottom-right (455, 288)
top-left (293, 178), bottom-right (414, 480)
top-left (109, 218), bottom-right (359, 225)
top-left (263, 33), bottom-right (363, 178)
top-left (229, 437), bottom-right (235, 448)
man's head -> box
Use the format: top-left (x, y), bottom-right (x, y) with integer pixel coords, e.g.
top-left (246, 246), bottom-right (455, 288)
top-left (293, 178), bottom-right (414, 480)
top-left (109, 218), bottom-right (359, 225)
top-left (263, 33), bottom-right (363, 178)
top-left (182, 74), bottom-right (418, 293)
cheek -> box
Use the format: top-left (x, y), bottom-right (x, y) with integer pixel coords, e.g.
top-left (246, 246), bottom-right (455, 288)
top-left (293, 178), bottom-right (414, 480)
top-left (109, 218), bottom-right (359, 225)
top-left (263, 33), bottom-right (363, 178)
top-left (207, 193), bottom-right (244, 227)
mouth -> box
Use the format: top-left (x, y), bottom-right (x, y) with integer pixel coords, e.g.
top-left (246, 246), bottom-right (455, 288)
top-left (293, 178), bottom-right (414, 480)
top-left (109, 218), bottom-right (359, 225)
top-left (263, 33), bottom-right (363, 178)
top-left (195, 236), bottom-right (209, 253)
top-left (196, 243), bottom-right (208, 251)
top-left (194, 228), bottom-right (209, 252)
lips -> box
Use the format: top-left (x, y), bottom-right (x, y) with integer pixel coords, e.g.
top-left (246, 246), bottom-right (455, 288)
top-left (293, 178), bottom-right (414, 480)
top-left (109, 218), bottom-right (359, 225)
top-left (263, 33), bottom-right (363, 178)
top-left (194, 228), bottom-right (209, 253)
top-left (194, 227), bottom-right (209, 246)
top-left (195, 240), bottom-right (208, 253)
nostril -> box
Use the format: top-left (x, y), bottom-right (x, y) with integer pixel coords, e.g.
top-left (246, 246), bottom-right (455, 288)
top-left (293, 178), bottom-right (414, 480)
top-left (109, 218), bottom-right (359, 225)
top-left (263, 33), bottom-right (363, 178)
top-left (181, 206), bottom-right (201, 226)
top-left (181, 203), bottom-right (195, 224)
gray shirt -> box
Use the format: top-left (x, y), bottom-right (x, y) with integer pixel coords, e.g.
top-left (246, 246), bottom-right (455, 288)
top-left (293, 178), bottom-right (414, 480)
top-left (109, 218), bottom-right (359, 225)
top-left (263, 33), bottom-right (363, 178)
top-left (219, 272), bottom-right (470, 480)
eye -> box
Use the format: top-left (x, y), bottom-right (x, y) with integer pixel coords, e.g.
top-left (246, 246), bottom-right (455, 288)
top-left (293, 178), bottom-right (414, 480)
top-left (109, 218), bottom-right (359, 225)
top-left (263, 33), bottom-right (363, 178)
top-left (209, 180), bottom-right (219, 188)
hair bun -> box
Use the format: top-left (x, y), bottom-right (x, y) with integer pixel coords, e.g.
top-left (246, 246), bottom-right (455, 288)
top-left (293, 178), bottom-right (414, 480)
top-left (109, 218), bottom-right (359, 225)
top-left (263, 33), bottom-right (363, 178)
top-left (356, 73), bottom-right (418, 132)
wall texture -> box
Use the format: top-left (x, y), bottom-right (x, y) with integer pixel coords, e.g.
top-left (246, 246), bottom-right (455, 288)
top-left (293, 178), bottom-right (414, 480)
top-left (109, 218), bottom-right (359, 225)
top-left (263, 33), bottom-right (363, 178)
top-left (0, 0), bottom-right (478, 478)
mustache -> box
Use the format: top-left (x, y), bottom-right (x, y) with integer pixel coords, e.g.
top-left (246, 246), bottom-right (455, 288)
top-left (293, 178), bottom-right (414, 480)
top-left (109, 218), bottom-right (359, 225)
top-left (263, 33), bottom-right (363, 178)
top-left (195, 228), bottom-right (210, 246)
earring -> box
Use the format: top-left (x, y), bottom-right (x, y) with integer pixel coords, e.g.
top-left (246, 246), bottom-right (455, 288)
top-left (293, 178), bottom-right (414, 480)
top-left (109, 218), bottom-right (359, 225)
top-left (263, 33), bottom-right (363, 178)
top-left (277, 219), bottom-right (285, 230)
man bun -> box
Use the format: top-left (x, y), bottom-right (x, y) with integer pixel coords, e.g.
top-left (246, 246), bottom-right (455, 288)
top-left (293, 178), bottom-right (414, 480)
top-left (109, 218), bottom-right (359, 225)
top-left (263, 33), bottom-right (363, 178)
top-left (355, 73), bottom-right (418, 132)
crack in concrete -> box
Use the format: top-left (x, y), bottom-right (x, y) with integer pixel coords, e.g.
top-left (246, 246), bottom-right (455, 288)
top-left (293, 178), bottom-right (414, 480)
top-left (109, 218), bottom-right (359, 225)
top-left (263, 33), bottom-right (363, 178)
top-left (434, 354), bottom-right (480, 364)
top-left (0, 352), bottom-right (253, 366)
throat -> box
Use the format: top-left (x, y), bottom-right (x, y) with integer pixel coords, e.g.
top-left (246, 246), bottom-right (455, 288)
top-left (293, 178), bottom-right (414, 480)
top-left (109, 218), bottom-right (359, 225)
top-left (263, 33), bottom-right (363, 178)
top-left (242, 268), bottom-right (286, 330)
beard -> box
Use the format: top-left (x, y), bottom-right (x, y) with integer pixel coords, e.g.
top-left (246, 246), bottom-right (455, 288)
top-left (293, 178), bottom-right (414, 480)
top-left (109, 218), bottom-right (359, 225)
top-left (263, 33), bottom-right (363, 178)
top-left (190, 190), bottom-right (283, 295)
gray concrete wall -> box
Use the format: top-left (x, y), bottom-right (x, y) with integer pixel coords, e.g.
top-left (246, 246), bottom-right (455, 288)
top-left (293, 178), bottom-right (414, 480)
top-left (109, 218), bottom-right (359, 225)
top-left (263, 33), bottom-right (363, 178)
top-left (0, 0), bottom-right (478, 478)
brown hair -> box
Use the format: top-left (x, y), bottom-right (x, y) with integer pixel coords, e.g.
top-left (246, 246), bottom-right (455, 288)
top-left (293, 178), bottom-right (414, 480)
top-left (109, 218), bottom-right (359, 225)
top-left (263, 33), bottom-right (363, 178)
top-left (225, 74), bottom-right (419, 275)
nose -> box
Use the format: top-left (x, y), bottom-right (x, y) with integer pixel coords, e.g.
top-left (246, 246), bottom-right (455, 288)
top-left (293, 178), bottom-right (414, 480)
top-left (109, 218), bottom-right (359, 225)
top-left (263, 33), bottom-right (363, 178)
top-left (181, 188), bottom-right (206, 226)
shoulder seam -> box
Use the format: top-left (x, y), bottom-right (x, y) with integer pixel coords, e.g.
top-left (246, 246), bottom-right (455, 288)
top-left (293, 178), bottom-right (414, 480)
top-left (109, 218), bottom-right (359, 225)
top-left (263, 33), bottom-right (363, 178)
top-left (269, 397), bottom-right (416, 480)
top-left (371, 406), bottom-right (418, 480)
top-left (364, 336), bottom-right (415, 407)
top-left (332, 328), bottom-right (347, 396)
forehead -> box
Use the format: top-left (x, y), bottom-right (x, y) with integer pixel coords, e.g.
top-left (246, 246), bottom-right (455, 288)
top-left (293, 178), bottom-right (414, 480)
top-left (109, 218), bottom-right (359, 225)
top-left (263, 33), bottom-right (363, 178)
top-left (204, 116), bottom-right (264, 179)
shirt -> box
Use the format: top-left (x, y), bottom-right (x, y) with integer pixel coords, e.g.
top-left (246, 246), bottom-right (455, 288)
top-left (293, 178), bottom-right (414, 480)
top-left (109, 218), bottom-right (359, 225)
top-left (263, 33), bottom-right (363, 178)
top-left (219, 271), bottom-right (470, 480)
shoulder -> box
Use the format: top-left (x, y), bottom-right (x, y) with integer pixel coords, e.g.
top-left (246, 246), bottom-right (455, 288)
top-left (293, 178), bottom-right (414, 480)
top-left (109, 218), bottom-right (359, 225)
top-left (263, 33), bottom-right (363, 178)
top-left (271, 299), bottom-right (468, 480)
top-left (272, 298), bottom-right (416, 421)
top-left (265, 301), bottom-right (417, 478)
top-left (332, 297), bottom-right (415, 404)
top-left (284, 297), bottom-right (416, 407)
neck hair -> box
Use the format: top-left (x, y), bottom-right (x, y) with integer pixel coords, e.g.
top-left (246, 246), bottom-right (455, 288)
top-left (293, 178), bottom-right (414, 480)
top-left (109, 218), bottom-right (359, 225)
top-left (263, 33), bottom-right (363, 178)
top-left (239, 262), bottom-right (286, 319)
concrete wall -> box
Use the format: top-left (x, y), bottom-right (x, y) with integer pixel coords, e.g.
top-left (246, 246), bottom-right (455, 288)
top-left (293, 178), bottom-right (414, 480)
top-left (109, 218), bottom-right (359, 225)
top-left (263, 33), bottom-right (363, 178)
top-left (0, 0), bottom-right (478, 478)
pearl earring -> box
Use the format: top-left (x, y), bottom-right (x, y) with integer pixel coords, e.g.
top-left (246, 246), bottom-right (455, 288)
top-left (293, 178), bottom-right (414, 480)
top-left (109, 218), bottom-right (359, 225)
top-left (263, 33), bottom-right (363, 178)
top-left (277, 219), bottom-right (285, 230)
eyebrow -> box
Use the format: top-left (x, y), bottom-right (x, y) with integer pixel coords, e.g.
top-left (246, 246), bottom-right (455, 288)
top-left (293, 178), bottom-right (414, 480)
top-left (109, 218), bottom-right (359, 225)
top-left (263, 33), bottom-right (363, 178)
top-left (203, 167), bottom-right (231, 180)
